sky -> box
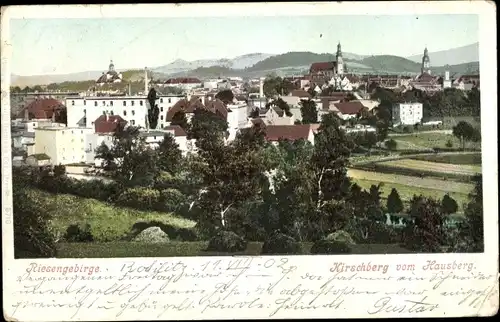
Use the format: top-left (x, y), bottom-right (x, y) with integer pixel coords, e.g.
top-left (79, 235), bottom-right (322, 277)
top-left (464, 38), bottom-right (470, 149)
top-left (9, 14), bottom-right (479, 76)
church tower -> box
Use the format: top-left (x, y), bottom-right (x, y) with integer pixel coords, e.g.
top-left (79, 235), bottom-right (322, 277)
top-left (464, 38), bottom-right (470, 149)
top-left (421, 47), bottom-right (431, 75)
top-left (336, 42), bottom-right (344, 75)
top-left (109, 60), bottom-right (115, 72)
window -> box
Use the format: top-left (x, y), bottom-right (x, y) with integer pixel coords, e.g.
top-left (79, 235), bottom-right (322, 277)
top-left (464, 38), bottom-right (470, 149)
top-left (94, 101), bottom-right (98, 107)
top-left (102, 101), bottom-right (105, 106)
top-left (84, 100), bottom-right (87, 106)
top-left (81, 130), bottom-right (83, 134)
top-left (132, 110), bottom-right (135, 116)
top-left (160, 115), bottom-right (164, 120)
top-left (131, 101), bottom-right (135, 106)
top-left (103, 111), bottom-right (106, 115)
top-left (81, 138), bottom-right (84, 143)
top-left (71, 130), bottom-right (74, 134)
top-left (123, 101), bottom-right (127, 106)
top-left (161, 124), bottom-right (164, 129)
top-left (160, 98), bottom-right (164, 103)
top-left (33, 123), bottom-right (36, 126)
top-left (83, 109), bottom-right (86, 113)
top-left (110, 111), bottom-right (114, 115)
top-left (131, 120), bottom-right (135, 125)
top-left (110, 101), bottom-right (114, 106)
top-left (161, 106), bottom-right (164, 112)
top-left (168, 98), bottom-right (171, 103)
top-left (153, 136), bottom-right (156, 140)
top-left (140, 101), bottom-right (143, 106)
top-left (72, 100), bottom-right (75, 105)
top-left (124, 110), bottom-right (127, 116)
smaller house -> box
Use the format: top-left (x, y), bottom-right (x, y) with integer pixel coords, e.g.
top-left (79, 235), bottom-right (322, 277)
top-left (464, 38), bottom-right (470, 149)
top-left (333, 101), bottom-right (366, 120)
top-left (26, 153), bottom-right (51, 167)
top-left (264, 124), bottom-right (317, 145)
top-left (94, 114), bottom-right (127, 134)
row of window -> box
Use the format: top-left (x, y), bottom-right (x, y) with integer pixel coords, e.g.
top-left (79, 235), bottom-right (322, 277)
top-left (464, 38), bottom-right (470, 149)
top-left (71, 98), bottom-right (175, 106)
top-left (71, 100), bottom-right (145, 107)
top-left (101, 110), bottom-right (136, 116)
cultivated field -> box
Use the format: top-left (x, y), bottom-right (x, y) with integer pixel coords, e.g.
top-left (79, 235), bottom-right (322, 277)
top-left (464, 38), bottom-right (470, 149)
top-left (351, 178), bottom-right (470, 211)
top-left (393, 133), bottom-right (481, 150)
top-left (377, 159), bottom-right (481, 176)
top-left (410, 152), bottom-right (482, 165)
top-left (347, 168), bottom-right (474, 194)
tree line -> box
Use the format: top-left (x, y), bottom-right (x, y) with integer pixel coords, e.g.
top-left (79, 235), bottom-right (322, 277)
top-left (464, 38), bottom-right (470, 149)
top-left (13, 108), bottom-right (484, 257)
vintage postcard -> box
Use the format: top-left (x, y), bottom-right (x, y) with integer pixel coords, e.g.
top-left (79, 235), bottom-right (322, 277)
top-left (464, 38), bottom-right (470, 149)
top-left (2, 2), bottom-right (498, 320)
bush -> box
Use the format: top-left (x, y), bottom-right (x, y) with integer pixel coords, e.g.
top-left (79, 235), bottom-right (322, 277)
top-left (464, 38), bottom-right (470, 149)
top-left (310, 240), bottom-right (352, 254)
top-left (115, 187), bottom-right (162, 210)
top-left (206, 230), bottom-right (248, 252)
top-left (445, 140), bottom-right (453, 148)
top-left (403, 126), bottom-right (413, 133)
top-left (325, 230), bottom-right (356, 245)
top-left (160, 188), bottom-right (185, 212)
top-left (384, 139), bottom-right (398, 151)
top-left (261, 232), bottom-right (301, 255)
top-left (64, 223), bottom-right (94, 242)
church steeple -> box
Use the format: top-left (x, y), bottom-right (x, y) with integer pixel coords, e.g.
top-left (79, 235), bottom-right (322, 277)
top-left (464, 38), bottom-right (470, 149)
top-left (421, 47), bottom-right (431, 75)
top-left (109, 60), bottom-right (115, 72)
top-left (336, 42), bottom-right (344, 75)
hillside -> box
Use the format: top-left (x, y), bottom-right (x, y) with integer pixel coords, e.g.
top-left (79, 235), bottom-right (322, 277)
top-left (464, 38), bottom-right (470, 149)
top-left (359, 55), bottom-right (422, 74)
top-left (406, 42), bottom-right (479, 66)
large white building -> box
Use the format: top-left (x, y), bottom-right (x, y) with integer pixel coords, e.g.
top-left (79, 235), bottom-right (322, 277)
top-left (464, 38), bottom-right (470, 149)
top-left (34, 127), bottom-right (94, 165)
top-left (392, 102), bottom-right (424, 126)
top-left (66, 94), bottom-right (184, 130)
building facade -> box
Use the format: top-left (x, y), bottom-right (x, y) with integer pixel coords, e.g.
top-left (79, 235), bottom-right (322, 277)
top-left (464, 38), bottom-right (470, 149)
top-left (34, 127), bottom-right (94, 165)
top-left (392, 102), bottom-right (424, 126)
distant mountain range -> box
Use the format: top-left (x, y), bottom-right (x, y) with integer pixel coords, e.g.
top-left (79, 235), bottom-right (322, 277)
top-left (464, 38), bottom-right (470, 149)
top-left (11, 43), bottom-right (480, 87)
top-left (406, 42), bottom-right (479, 66)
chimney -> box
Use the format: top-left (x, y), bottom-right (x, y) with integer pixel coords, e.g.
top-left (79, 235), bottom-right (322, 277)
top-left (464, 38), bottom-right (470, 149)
top-left (445, 71), bottom-right (450, 81)
top-left (144, 67), bottom-right (149, 94)
top-left (128, 83), bottom-right (131, 96)
top-left (259, 77), bottom-right (264, 98)
top-left (24, 108), bottom-right (29, 121)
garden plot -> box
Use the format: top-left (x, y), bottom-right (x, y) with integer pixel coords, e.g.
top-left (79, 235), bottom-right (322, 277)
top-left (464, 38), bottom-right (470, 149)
top-left (377, 159), bottom-right (481, 176)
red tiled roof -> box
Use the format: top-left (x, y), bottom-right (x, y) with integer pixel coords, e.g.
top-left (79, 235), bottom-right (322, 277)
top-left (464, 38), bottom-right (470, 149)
top-left (94, 115), bottom-right (127, 133)
top-left (164, 125), bottom-right (187, 137)
top-left (310, 62), bottom-right (337, 73)
top-left (206, 98), bottom-right (229, 119)
top-left (333, 101), bottom-right (365, 115)
top-left (165, 77), bottom-right (202, 84)
top-left (265, 124), bottom-right (312, 142)
top-left (22, 98), bottom-right (66, 119)
top-left (290, 89), bottom-right (311, 98)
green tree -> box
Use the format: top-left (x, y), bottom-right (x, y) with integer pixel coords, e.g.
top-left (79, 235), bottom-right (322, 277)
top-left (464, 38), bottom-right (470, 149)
top-left (215, 89), bottom-right (234, 104)
top-left (441, 194), bottom-right (458, 215)
top-left (156, 133), bottom-right (182, 174)
top-left (263, 76), bottom-right (283, 98)
top-left (460, 175), bottom-right (483, 251)
top-left (268, 98), bottom-right (293, 117)
top-left (147, 88), bottom-right (160, 129)
top-left (11, 86), bottom-right (21, 93)
top-left (95, 124), bottom-right (158, 186)
top-left (170, 111), bottom-right (189, 131)
top-left (405, 196), bottom-right (446, 252)
top-left (13, 181), bottom-right (56, 258)
top-left (384, 138), bottom-right (398, 151)
top-left (452, 121), bottom-right (476, 150)
top-left (311, 113), bottom-right (354, 208)
top-left (387, 188), bottom-right (404, 214)
top-left (194, 123), bottom-right (267, 231)
top-left (300, 99), bottom-right (318, 124)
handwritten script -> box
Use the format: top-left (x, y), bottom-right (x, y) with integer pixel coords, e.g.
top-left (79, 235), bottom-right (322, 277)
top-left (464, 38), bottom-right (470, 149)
top-left (6, 257), bottom-right (498, 320)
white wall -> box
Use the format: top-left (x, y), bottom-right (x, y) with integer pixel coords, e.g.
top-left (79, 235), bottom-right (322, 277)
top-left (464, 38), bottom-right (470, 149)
top-left (35, 127), bottom-right (94, 165)
top-left (392, 103), bottom-right (423, 126)
top-left (67, 97), bottom-right (149, 129)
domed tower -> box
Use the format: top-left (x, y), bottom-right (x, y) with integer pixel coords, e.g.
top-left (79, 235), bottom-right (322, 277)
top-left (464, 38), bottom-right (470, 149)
top-left (336, 42), bottom-right (344, 75)
top-left (421, 47), bottom-right (431, 75)
top-left (109, 60), bottom-right (115, 72)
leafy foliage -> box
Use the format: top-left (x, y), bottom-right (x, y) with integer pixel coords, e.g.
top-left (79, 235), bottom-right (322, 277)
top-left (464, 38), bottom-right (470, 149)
top-left (147, 88), bottom-right (160, 129)
top-left (387, 188), bottom-right (404, 214)
top-left (206, 230), bottom-right (248, 252)
top-left (441, 194), bottom-right (458, 215)
top-left (310, 240), bottom-right (352, 254)
top-left (300, 99), bottom-right (318, 124)
top-left (261, 232), bottom-right (301, 255)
